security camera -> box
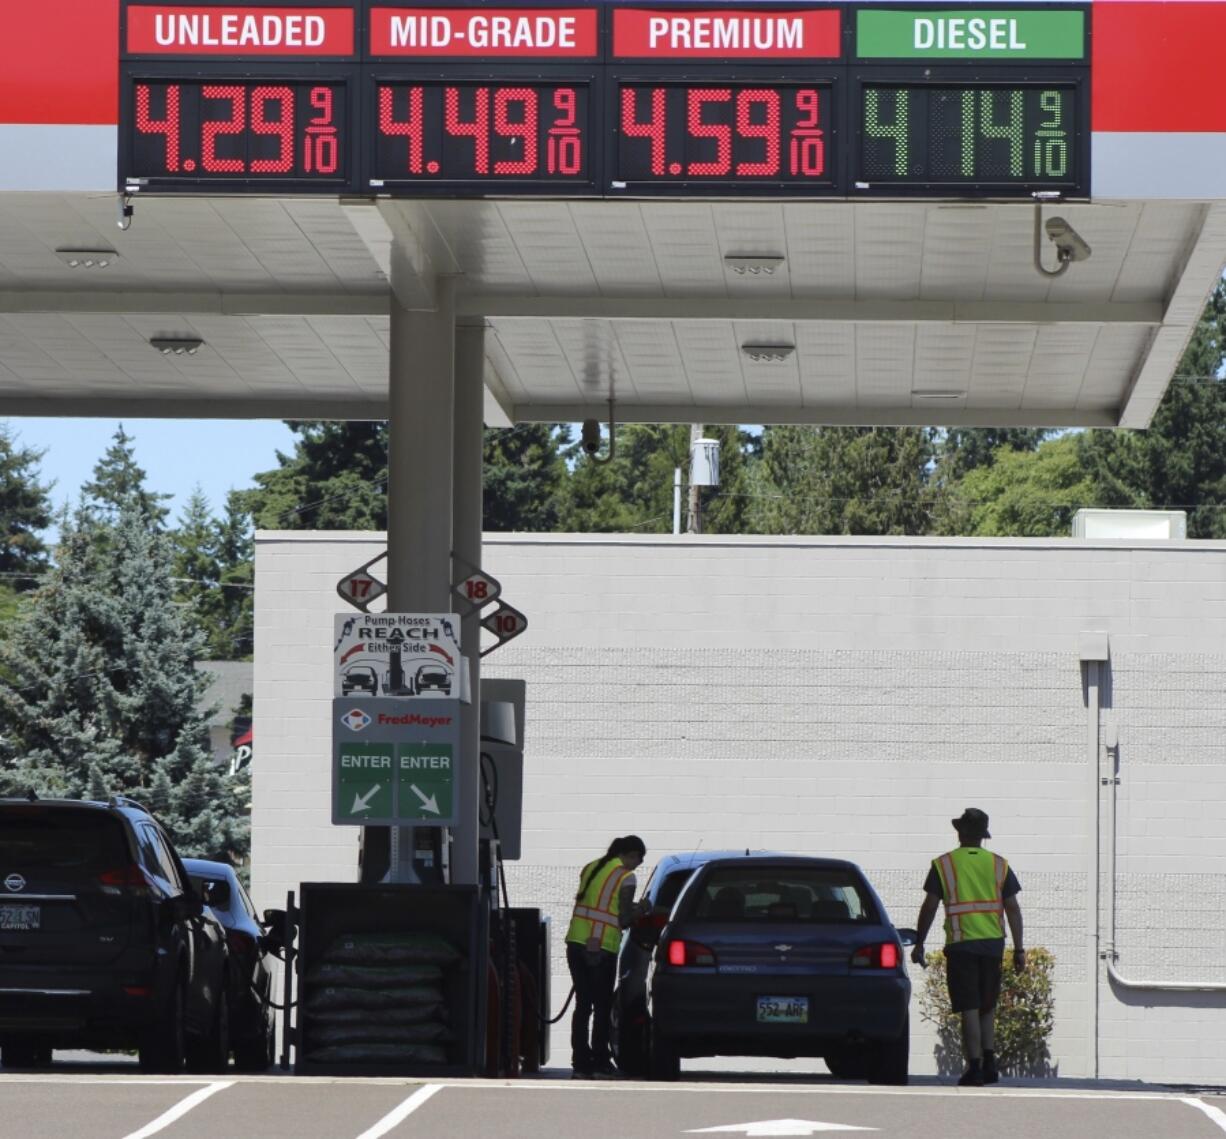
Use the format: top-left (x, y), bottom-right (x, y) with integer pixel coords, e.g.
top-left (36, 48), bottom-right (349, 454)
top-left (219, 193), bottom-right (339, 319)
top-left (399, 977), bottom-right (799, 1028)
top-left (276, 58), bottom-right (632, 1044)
top-left (1045, 216), bottom-right (1091, 264)
top-left (581, 419), bottom-right (602, 455)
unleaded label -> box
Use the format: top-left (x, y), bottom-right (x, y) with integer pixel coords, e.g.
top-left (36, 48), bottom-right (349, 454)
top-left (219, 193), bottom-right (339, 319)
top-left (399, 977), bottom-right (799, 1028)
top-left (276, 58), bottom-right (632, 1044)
top-left (856, 9), bottom-right (1086, 60)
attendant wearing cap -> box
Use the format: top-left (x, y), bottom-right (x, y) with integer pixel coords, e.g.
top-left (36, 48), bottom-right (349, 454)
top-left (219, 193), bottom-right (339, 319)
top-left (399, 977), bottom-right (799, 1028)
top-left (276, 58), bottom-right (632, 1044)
top-left (912, 808), bottom-right (1024, 1087)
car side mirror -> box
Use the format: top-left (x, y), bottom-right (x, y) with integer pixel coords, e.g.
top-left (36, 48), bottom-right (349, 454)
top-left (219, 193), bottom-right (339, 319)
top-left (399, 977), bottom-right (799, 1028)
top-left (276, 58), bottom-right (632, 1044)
top-left (895, 927), bottom-right (919, 947)
top-left (263, 907), bottom-right (287, 928)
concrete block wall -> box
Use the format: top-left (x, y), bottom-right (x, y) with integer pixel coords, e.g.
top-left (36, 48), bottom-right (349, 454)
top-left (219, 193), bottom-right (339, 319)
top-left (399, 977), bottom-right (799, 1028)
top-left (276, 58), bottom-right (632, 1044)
top-left (252, 532), bottom-right (1226, 1082)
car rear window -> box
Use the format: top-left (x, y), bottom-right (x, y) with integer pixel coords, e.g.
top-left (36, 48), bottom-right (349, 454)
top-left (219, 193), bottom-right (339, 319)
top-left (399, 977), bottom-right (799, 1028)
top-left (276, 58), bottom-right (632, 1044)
top-left (692, 866), bottom-right (877, 924)
top-left (0, 807), bottom-right (130, 875)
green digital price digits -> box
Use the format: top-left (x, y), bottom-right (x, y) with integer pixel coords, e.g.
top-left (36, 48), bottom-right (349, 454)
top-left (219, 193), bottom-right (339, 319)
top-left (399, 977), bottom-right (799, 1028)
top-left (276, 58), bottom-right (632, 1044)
top-left (862, 85), bottom-right (1072, 184)
top-left (971, 89), bottom-right (1024, 176)
top-left (864, 88), bottom-right (909, 174)
top-left (1034, 90), bottom-right (1068, 178)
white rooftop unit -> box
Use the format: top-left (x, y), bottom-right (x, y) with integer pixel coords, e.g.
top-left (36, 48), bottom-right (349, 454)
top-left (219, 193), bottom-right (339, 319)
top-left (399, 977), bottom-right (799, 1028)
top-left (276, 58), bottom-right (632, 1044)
top-left (1071, 509), bottom-right (1187, 541)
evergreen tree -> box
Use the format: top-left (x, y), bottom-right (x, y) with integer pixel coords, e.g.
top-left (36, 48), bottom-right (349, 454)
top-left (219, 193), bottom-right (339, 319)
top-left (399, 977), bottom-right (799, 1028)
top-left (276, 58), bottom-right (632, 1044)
top-left (81, 424), bottom-right (171, 528)
top-left (1079, 282), bottom-right (1226, 537)
top-left (935, 428), bottom-right (1052, 481)
top-left (238, 420), bottom-right (388, 530)
top-left (170, 488), bottom-right (253, 660)
top-left (483, 423), bottom-right (570, 531)
top-left (559, 423), bottom-right (755, 533)
top-left (750, 425), bottom-right (939, 535)
top-left (941, 434), bottom-right (1095, 536)
top-left (0, 423), bottom-right (54, 589)
top-left (214, 491), bottom-right (255, 659)
top-left (0, 502), bottom-right (247, 861)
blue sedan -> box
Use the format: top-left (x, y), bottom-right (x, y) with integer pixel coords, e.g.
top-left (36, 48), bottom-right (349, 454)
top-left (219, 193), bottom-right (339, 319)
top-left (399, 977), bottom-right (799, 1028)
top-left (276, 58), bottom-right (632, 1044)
top-left (646, 855), bottom-right (913, 1083)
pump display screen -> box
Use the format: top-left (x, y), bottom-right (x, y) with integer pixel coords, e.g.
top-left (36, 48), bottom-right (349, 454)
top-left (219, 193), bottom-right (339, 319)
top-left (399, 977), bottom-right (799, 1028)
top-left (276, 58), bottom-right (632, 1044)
top-left (859, 83), bottom-right (1077, 187)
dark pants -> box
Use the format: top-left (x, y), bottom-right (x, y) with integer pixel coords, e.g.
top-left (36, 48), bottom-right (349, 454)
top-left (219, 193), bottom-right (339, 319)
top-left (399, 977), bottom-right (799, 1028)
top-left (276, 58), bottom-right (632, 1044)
top-left (946, 948), bottom-right (1004, 1013)
top-left (566, 942), bottom-right (616, 1073)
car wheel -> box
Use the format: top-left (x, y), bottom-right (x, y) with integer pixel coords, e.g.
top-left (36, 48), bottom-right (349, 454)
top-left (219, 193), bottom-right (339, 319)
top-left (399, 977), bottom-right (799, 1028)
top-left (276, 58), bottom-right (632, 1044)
top-left (824, 1048), bottom-right (868, 1080)
top-left (867, 1016), bottom-right (909, 1086)
top-left (649, 1028), bottom-right (680, 1082)
top-left (187, 985), bottom-right (230, 1074)
top-left (139, 980), bottom-right (186, 1074)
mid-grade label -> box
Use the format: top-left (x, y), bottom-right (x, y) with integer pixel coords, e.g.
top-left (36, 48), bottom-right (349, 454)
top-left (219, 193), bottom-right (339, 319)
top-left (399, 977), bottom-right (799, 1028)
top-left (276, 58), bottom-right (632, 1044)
top-left (856, 9), bottom-right (1086, 60)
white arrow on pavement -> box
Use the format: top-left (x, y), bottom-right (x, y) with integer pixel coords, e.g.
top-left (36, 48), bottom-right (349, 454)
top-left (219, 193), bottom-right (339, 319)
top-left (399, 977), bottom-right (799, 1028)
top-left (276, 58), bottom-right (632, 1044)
top-left (410, 784), bottom-right (441, 815)
top-left (687, 1122), bottom-right (877, 1137)
top-left (350, 786), bottom-right (381, 814)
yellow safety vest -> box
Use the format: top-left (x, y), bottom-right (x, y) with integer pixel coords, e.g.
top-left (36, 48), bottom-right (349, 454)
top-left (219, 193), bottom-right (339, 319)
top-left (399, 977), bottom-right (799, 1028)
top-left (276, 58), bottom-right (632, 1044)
top-left (566, 858), bottom-right (631, 954)
top-left (933, 846), bottom-right (1008, 945)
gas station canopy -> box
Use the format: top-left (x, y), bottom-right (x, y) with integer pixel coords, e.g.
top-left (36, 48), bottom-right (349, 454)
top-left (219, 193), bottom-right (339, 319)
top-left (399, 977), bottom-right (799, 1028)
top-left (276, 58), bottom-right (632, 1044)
top-left (0, 0), bottom-right (1224, 429)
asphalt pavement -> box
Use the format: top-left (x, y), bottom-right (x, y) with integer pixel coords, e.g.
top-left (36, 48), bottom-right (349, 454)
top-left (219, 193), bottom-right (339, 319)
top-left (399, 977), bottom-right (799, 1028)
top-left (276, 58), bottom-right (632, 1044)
top-left (3, 1066), bottom-right (1226, 1139)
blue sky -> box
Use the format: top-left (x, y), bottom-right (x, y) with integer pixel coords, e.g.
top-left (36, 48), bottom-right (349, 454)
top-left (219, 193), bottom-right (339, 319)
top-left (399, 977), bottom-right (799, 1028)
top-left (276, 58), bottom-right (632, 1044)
top-left (6, 418), bottom-right (298, 530)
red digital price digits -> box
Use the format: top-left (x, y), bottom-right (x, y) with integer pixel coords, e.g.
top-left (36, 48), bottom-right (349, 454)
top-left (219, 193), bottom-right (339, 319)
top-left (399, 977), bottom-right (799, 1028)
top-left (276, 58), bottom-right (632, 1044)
top-left (618, 84), bottom-right (829, 182)
top-left (376, 83), bottom-right (586, 180)
top-left (133, 81), bottom-right (343, 179)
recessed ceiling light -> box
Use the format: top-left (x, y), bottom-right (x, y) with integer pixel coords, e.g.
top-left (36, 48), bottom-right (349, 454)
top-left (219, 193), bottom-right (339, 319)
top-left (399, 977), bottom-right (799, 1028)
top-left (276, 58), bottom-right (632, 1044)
top-left (150, 337), bottom-right (204, 356)
top-left (911, 389), bottom-right (966, 399)
top-left (725, 255), bottom-right (786, 276)
top-left (741, 344), bottom-right (796, 363)
top-left (56, 248), bottom-right (119, 269)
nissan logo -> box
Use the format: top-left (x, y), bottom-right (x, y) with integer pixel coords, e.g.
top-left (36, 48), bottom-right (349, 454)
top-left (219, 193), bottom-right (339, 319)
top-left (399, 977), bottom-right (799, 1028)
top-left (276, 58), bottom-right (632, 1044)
top-left (4, 873), bottom-right (26, 892)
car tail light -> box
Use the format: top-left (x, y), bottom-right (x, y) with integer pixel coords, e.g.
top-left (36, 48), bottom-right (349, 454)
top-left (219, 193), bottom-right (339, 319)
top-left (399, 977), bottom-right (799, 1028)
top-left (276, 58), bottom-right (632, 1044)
top-left (122, 985), bottom-right (153, 997)
top-left (664, 939), bottom-right (717, 967)
top-left (98, 864), bottom-right (153, 896)
top-left (851, 942), bottom-right (899, 969)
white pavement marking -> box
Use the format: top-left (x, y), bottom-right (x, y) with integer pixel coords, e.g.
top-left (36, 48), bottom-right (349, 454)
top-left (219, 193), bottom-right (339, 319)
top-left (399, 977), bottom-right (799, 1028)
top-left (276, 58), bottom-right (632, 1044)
top-left (120, 1081), bottom-right (233, 1139)
top-left (353, 1083), bottom-right (444, 1139)
top-left (688, 1120), bottom-right (877, 1135)
top-left (1183, 1098), bottom-right (1226, 1134)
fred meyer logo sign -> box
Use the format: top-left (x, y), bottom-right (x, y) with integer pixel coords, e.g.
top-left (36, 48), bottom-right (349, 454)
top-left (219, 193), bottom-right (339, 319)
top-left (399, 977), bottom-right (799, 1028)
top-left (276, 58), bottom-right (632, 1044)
top-left (857, 9), bottom-right (1085, 60)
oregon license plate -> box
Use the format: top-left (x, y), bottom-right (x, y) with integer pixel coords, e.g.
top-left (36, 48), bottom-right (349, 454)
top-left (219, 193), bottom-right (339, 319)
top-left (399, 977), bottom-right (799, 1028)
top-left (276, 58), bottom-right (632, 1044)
top-left (0, 904), bottom-right (40, 931)
top-left (756, 996), bottom-right (808, 1024)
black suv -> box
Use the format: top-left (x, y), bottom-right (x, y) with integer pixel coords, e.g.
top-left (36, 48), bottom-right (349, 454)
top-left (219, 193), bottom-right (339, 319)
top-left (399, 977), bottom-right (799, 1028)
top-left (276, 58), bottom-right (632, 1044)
top-left (0, 796), bottom-right (230, 1072)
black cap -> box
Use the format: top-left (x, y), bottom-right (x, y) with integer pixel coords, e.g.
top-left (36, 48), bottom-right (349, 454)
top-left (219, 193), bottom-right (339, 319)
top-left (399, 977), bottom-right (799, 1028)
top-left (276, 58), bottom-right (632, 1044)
top-left (952, 808), bottom-right (991, 839)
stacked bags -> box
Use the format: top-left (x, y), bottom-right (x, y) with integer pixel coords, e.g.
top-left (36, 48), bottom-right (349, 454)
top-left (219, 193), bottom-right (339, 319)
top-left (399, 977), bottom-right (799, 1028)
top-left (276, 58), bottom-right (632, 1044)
top-left (304, 932), bottom-right (461, 1065)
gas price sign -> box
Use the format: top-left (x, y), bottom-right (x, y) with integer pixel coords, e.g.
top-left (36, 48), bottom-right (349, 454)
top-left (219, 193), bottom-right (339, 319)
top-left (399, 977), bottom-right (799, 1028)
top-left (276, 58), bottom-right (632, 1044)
top-left (614, 81), bottom-right (834, 190)
top-left (371, 79), bottom-right (592, 189)
top-left (127, 78), bottom-right (350, 189)
top-left (119, 2), bottom-right (1091, 199)
top-left (859, 82), bottom-right (1077, 188)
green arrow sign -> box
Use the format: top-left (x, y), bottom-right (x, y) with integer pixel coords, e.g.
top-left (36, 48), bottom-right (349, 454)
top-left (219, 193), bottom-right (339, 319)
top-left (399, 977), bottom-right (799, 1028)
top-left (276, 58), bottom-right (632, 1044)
top-left (336, 743), bottom-right (394, 820)
top-left (857, 9), bottom-right (1086, 60)
top-left (397, 743), bottom-right (454, 822)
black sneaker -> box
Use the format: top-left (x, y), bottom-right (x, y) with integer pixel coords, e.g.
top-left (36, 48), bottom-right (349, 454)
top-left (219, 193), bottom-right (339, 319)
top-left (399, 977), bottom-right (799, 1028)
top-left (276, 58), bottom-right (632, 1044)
top-left (572, 1069), bottom-right (592, 1080)
top-left (982, 1052), bottom-right (1000, 1085)
top-left (958, 1065), bottom-right (985, 1087)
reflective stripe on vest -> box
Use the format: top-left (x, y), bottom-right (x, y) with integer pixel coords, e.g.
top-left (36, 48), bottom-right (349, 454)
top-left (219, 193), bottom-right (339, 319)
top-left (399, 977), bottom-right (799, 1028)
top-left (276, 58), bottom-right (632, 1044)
top-left (567, 859), bottom-right (631, 954)
top-left (934, 847), bottom-right (1007, 944)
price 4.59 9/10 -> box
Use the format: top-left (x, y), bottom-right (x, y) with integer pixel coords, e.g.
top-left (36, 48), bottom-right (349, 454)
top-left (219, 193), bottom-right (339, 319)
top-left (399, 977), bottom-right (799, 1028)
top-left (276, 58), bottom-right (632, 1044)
top-left (616, 82), bottom-right (834, 185)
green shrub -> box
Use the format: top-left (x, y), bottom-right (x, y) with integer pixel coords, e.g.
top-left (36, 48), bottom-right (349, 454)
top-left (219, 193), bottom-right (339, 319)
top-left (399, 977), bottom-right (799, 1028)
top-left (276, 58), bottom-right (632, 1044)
top-left (917, 947), bottom-right (1056, 1077)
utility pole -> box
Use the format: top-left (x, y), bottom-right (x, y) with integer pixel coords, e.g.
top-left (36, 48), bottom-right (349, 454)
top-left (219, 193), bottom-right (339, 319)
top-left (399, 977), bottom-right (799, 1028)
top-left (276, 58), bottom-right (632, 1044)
top-left (687, 423), bottom-right (703, 533)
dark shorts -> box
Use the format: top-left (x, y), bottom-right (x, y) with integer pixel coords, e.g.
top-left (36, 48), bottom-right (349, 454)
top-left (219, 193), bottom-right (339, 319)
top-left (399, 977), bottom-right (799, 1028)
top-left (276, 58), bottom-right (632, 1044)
top-left (946, 949), bottom-right (1003, 1013)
